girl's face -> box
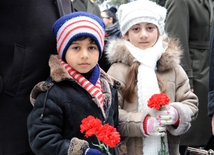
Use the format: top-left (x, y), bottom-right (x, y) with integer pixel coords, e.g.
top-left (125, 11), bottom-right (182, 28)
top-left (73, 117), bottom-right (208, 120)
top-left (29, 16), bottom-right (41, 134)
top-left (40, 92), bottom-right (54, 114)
top-left (124, 22), bottom-right (159, 50)
top-left (65, 37), bottom-right (99, 74)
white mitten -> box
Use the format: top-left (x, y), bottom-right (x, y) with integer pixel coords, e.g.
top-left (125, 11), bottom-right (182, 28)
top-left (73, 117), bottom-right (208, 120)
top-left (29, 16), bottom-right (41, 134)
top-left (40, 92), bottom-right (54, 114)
top-left (156, 105), bottom-right (179, 126)
top-left (143, 115), bottom-right (167, 137)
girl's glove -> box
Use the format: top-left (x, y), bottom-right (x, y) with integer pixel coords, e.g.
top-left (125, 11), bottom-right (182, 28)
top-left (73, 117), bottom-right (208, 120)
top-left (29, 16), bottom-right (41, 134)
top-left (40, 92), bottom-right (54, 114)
top-left (156, 105), bottom-right (179, 126)
top-left (143, 115), bottom-right (167, 137)
top-left (85, 148), bottom-right (111, 155)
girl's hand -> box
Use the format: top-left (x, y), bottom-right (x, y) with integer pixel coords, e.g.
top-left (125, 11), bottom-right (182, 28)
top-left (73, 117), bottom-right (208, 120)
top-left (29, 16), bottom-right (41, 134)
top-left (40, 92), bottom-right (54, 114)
top-left (143, 115), bottom-right (167, 137)
top-left (156, 105), bottom-right (179, 126)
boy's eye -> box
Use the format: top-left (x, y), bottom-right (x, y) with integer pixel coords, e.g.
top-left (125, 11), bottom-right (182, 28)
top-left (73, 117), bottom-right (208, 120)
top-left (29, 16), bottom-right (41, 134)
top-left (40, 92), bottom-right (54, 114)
top-left (89, 46), bottom-right (97, 50)
top-left (72, 46), bottom-right (79, 50)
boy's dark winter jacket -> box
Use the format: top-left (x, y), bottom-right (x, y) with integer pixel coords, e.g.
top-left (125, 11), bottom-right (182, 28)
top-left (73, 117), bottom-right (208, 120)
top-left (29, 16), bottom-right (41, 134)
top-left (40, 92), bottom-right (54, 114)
top-left (27, 55), bottom-right (121, 155)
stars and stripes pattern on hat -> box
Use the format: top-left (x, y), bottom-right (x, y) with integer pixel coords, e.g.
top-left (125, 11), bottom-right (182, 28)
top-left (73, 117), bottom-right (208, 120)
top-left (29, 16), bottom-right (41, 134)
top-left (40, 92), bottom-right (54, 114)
top-left (60, 59), bottom-right (104, 107)
top-left (53, 12), bottom-right (105, 62)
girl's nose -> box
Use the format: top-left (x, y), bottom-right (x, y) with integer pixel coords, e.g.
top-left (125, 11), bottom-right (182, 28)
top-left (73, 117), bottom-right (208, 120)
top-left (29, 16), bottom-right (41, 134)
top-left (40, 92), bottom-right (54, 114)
top-left (140, 29), bottom-right (148, 38)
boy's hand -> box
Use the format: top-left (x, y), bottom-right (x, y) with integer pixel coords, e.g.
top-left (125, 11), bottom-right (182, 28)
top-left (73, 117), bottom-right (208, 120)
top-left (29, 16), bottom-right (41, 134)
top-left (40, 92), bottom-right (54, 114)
top-left (85, 148), bottom-right (111, 155)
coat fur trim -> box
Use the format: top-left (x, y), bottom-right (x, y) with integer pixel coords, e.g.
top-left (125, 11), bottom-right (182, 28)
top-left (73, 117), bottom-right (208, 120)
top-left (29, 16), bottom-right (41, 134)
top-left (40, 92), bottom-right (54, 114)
top-left (49, 55), bottom-right (121, 88)
top-left (30, 80), bottom-right (54, 106)
top-left (68, 137), bottom-right (89, 155)
top-left (106, 35), bottom-right (182, 71)
top-left (30, 55), bottom-right (121, 116)
top-left (49, 55), bottom-right (72, 82)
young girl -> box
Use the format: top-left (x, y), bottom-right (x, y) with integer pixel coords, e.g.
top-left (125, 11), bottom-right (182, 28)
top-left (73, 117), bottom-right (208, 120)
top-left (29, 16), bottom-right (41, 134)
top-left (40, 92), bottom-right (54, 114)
top-left (27, 12), bottom-right (126, 155)
top-left (106, 0), bottom-right (198, 154)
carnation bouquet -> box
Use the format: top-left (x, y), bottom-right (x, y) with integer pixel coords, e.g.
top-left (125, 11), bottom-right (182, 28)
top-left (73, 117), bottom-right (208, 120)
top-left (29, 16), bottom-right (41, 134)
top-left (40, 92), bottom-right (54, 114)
top-left (80, 115), bottom-right (121, 155)
top-left (147, 93), bottom-right (170, 155)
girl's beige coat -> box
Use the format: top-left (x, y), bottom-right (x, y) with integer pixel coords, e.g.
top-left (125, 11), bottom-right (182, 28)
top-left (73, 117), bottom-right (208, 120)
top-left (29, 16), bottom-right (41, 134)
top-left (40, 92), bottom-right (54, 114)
top-left (106, 37), bottom-right (198, 155)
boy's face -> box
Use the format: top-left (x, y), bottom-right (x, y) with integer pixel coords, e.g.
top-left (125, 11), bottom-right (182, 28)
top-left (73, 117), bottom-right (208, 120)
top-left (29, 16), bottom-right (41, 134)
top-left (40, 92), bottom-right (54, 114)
top-left (65, 37), bottom-right (99, 74)
top-left (124, 22), bottom-right (159, 50)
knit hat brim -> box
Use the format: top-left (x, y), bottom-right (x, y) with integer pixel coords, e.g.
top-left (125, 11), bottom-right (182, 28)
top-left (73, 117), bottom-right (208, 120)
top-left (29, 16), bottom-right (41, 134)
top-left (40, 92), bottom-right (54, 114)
top-left (118, 0), bottom-right (167, 36)
top-left (53, 12), bottom-right (105, 61)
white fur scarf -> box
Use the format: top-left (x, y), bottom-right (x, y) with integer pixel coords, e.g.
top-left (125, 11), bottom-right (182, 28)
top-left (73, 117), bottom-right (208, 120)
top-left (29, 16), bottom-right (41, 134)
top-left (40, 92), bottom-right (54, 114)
top-left (125, 37), bottom-right (169, 154)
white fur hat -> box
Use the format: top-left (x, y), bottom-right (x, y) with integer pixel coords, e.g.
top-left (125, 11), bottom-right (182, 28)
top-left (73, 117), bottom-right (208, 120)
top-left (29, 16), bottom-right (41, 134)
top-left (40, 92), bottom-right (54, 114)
top-left (118, 0), bottom-right (167, 36)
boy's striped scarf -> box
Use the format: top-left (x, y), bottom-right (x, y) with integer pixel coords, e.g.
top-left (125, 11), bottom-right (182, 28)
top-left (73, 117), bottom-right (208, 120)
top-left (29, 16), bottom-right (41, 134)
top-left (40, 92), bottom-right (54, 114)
top-left (60, 59), bottom-right (103, 107)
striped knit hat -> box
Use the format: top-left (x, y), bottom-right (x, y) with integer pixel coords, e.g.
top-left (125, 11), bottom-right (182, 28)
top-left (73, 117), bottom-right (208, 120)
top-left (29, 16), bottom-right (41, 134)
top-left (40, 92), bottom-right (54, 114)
top-left (52, 11), bottom-right (105, 62)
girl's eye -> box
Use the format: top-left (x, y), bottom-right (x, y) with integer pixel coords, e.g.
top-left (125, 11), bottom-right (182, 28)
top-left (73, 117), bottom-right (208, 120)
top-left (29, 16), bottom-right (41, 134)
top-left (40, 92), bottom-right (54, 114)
top-left (147, 25), bottom-right (156, 31)
top-left (133, 27), bottom-right (139, 31)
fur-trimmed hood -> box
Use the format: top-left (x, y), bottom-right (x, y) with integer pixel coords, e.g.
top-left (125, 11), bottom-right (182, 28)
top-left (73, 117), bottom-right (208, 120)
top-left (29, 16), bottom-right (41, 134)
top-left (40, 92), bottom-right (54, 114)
top-left (48, 54), bottom-right (121, 86)
top-left (106, 35), bottom-right (182, 71)
top-left (30, 55), bottom-right (121, 107)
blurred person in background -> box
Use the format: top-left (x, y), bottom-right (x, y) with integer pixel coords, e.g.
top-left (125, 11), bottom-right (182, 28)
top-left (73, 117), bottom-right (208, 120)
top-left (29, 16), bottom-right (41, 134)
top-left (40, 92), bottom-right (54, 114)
top-left (72, 0), bottom-right (101, 18)
top-left (99, 6), bottom-right (121, 72)
top-left (101, 6), bottom-right (121, 41)
top-left (0, 0), bottom-right (72, 154)
top-left (165, 0), bottom-right (213, 154)
top-left (208, 16), bottom-right (214, 144)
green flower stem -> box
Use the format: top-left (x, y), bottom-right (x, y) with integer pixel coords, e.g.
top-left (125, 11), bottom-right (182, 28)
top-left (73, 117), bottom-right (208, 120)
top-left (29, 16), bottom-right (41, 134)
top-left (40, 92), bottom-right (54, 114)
top-left (159, 137), bottom-right (168, 155)
top-left (94, 136), bottom-right (111, 154)
top-left (106, 145), bottom-right (111, 155)
top-left (98, 139), bottom-right (102, 147)
top-left (163, 137), bottom-right (166, 155)
top-left (102, 143), bottom-right (111, 155)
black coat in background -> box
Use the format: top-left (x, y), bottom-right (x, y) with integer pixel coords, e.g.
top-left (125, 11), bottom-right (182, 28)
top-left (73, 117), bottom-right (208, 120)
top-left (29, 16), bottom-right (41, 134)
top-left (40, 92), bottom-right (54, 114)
top-left (208, 22), bottom-right (214, 116)
top-left (0, 1), bottom-right (68, 154)
top-left (72, 0), bottom-right (101, 18)
top-left (165, 0), bottom-right (213, 146)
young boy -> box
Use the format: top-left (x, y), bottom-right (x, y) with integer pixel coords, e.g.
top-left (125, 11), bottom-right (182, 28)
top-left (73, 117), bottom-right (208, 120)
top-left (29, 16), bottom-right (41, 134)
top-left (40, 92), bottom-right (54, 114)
top-left (27, 12), bottom-right (122, 155)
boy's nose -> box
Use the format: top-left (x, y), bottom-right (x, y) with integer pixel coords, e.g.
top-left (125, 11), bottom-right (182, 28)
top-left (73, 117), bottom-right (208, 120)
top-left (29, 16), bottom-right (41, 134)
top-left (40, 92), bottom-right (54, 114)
top-left (81, 49), bottom-right (89, 58)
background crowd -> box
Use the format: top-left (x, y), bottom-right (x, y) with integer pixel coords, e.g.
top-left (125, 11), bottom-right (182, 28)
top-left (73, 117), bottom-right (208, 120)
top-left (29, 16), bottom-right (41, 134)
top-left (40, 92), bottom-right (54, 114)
top-left (165, 0), bottom-right (213, 154)
top-left (0, 0), bottom-right (213, 155)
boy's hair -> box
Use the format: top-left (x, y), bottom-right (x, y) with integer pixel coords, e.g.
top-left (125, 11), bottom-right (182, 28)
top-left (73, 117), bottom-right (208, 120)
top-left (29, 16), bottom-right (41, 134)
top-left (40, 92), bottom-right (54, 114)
top-left (52, 11), bottom-right (105, 62)
top-left (73, 36), bottom-right (96, 43)
top-left (117, 0), bottom-right (167, 36)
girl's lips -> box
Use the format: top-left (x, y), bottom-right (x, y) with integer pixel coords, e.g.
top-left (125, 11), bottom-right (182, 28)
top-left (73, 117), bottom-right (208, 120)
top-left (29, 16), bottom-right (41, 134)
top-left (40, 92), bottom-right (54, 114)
top-left (140, 42), bottom-right (148, 44)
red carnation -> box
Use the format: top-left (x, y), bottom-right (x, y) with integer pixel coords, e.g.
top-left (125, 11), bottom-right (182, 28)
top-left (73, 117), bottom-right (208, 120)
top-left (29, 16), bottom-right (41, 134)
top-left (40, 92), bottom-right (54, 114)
top-left (80, 115), bottom-right (102, 138)
top-left (147, 93), bottom-right (170, 154)
top-left (97, 123), bottom-right (120, 148)
top-left (80, 115), bottom-right (121, 154)
top-left (147, 93), bottom-right (170, 110)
